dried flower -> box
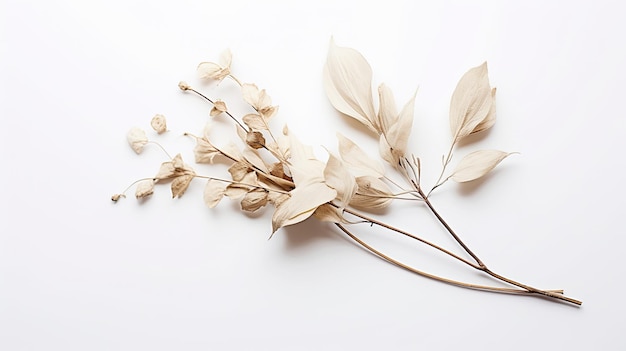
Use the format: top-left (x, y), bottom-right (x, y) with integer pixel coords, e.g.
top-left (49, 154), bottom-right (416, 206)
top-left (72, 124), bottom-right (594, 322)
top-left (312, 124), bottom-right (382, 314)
top-left (135, 179), bottom-right (155, 198)
top-left (197, 49), bottom-right (232, 82)
top-left (150, 114), bottom-right (167, 134)
top-left (178, 81), bottom-right (191, 91)
top-left (127, 127), bottom-right (148, 154)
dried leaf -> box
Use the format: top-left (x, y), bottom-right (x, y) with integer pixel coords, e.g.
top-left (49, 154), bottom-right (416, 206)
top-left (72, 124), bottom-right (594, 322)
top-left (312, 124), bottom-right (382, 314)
top-left (323, 39), bottom-right (378, 133)
top-left (228, 161), bottom-right (251, 182)
top-left (242, 148), bottom-right (268, 173)
top-left (155, 154), bottom-right (195, 180)
top-left (471, 88), bottom-right (497, 135)
top-left (135, 180), bottom-right (155, 199)
top-left (242, 113), bottom-right (268, 130)
top-left (336, 133), bottom-right (385, 178)
top-left (210, 100), bottom-right (227, 117)
top-left (350, 176), bottom-right (393, 210)
top-left (171, 174), bottom-right (195, 198)
top-left (378, 135), bottom-right (396, 166)
top-left (385, 91), bottom-right (416, 162)
top-left (150, 114), bottom-right (167, 134)
top-left (197, 49), bottom-right (232, 82)
top-left (324, 152), bottom-right (357, 207)
top-left (127, 127), bottom-right (148, 154)
top-left (377, 83), bottom-right (398, 134)
top-left (241, 188), bottom-right (268, 212)
top-left (451, 150), bottom-right (512, 183)
top-left (246, 131), bottom-right (266, 149)
top-left (241, 83), bottom-right (277, 118)
top-left (313, 204), bottom-right (345, 223)
top-left (193, 137), bottom-right (221, 164)
top-left (203, 179), bottom-right (226, 208)
top-left (271, 182), bottom-right (337, 234)
top-left (449, 62), bottom-right (494, 141)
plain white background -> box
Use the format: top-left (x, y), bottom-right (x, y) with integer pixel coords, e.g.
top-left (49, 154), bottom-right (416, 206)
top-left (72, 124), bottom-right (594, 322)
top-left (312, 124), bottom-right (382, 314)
top-left (2, 0), bottom-right (625, 350)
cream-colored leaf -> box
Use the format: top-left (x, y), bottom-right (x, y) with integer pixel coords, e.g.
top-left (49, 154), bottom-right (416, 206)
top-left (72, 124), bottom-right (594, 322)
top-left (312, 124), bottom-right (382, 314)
top-left (135, 179), bottom-right (155, 199)
top-left (285, 130), bottom-right (324, 186)
top-left (150, 114), bottom-right (167, 134)
top-left (313, 204), bottom-right (346, 223)
top-left (378, 134), bottom-right (396, 166)
top-left (241, 188), bottom-right (268, 212)
top-left (336, 133), bottom-right (385, 178)
top-left (203, 179), bottom-right (226, 208)
top-left (323, 39), bottom-right (378, 133)
top-left (155, 154), bottom-right (194, 180)
top-left (242, 148), bottom-right (268, 173)
top-left (451, 150), bottom-right (512, 183)
top-left (171, 174), bottom-right (194, 198)
top-left (127, 127), bottom-right (148, 154)
top-left (471, 87), bottom-right (497, 135)
top-left (350, 176), bottom-right (393, 210)
top-left (242, 113), bottom-right (268, 130)
top-left (268, 192), bottom-right (289, 207)
top-left (377, 83), bottom-right (398, 134)
top-left (324, 152), bottom-right (357, 207)
top-left (228, 161), bottom-right (251, 182)
top-left (197, 49), bottom-right (231, 82)
top-left (271, 182), bottom-right (337, 234)
top-left (210, 100), bottom-right (227, 117)
top-left (386, 91), bottom-right (416, 160)
top-left (449, 62), bottom-right (493, 141)
top-left (193, 137), bottom-right (221, 164)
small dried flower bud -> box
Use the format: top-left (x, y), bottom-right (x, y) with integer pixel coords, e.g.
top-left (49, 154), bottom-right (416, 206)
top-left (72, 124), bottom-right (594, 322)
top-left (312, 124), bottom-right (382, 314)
top-left (178, 81), bottom-right (191, 91)
top-left (210, 100), bottom-right (227, 117)
top-left (246, 131), bottom-right (266, 149)
top-left (111, 194), bottom-right (125, 202)
top-left (150, 114), bottom-right (167, 134)
top-left (135, 179), bottom-right (155, 199)
top-left (127, 127), bottom-right (148, 154)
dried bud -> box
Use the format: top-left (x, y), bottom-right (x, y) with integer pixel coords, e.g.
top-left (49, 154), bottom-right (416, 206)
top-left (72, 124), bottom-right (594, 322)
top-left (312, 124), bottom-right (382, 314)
top-left (111, 194), bottom-right (125, 202)
top-left (210, 100), bottom-right (227, 117)
top-left (135, 179), bottom-right (155, 199)
top-left (240, 188), bottom-right (268, 212)
top-left (178, 81), bottom-right (191, 91)
top-left (246, 131), bottom-right (266, 149)
top-left (127, 127), bottom-right (148, 154)
top-left (150, 114), bottom-right (167, 134)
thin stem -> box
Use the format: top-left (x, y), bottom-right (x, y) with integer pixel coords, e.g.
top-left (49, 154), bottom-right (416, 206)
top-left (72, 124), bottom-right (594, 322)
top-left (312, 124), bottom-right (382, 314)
top-left (146, 141), bottom-right (173, 159)
top-left (343, 208), bottom-right (481, 269)
top-left (418, 188), bottom-right (484, 267)
top-left (188, 88), bottom-right (249, 133)
top-left (335, 223), bottom-right (560, 297)
top-left (428, 141), bottom-right (455, 196)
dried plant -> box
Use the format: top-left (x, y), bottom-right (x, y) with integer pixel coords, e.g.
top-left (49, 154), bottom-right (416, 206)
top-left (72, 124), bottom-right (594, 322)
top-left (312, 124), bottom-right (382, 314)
top-left (113, 41), bottom-right (581, 305)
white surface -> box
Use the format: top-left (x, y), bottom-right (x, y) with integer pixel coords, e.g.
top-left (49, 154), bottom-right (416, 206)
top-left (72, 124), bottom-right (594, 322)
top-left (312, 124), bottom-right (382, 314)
top-left (2, 0), bottom-right (625, 350)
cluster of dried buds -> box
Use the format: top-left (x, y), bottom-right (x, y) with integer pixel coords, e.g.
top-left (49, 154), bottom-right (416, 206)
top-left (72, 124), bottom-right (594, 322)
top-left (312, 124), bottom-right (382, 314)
top-left (113, 40), bottom-right (581, 305)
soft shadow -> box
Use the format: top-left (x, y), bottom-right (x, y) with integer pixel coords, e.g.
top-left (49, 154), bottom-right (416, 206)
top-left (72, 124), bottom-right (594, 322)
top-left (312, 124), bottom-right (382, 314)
top-left (455, 128), bottom-right (493, 148)
top-left (456, 171), bottom-right (496, 196)
top-left (281, 218), bottom-right (343, 250)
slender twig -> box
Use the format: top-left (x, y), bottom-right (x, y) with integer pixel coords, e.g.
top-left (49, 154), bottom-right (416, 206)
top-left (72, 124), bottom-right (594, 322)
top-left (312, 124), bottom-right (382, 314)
top-left (187, 88), bottom-right (250, 133)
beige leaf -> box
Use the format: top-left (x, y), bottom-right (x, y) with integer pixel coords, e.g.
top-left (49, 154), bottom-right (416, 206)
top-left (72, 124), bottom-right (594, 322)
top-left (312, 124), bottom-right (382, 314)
top-left (471, 88), bottom-right (497, 135)
top-left (241, 188), bottom-right (268, 212)
top-left (385, 91), bottom-right (416, 161)
top-left (449, 62), bottom-right (494, 141)
top-left (324, 152), bottom-right (357, 207)
top-left (228, 161), bottom-right (252, 181)
top-left (210, 100), bottom-right (227, 117)
top-left (285, 130), bottom-right (325, 186)
top-left (350, 176), bottom-right (393, 210)
top-left (225, 172), bottom-right (258, 199)
top-left (271, 182), bottom-right (337, 234)
top-left (241, 83), bottom-right (277, 118)
top-left (378, 135), bottom-right (396, 166)
top-left (451, 150), bottom-right (512, 183)
top-left (197, 49), bottom-right (232, 82)
top-left (193, 137), bottom-right (221, 164)
top-left (242, 148), bottom-right (268, 173)
top-left (337, 133), bottom-right (385, 178)
top-left (171, 174), bottom-right (194, 198)
top-left (242, 113), bottom-right (268, 131)
top-left (135, 180), bottom-right (155, 199)
top-left (150, 114), bottom-right (167, 134)
top-left (203, 179), bottom-right (226, 208)
top-left (268, 192), bottom-right (289, 207)
top-left (127, 127), bottom-right (148, 154)
top-left (377, 83), bottom-right (398, 134)
top-left (323, 39), bottom-right (378, 133)
top-left (155, 154), bottom-right (195, 180)
top-left (246, 131), bottom-right (266, 149)
top-left (313, 204), bottom-right (346, 223)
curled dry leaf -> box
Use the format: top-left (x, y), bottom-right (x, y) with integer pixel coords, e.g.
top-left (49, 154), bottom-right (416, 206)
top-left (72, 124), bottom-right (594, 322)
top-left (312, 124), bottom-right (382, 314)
top-left (193, 137), bottom-right (221, 164)
top-left (324, 152), bottom-right (357, 207)
top-left (350, 176), bottom-right (393, 210)
top-left (155, 154), bottom-right (195, 180)
top-left (127, 127), bottom-right (148, 154)
top-left (241, 83), bottom-right (277, 118)
top-left (271, 182), bottom-right (337, 234)
top-left (150, 114), bottom-right (167, 134)
top-left (449, 62), bottom-right (495, 141)
top-left (135, 179), bottom-right (155, 199)
top-left (171, 174), bottom-right (195, 198)
top-left (203, 179), bottom-right (226, 208)
top-left (377, 84), bottom-right (398, 135)
top-left (246, 131), bottom-right (266, 149)
top-left (313, 203), bottom-right (346, 223)
top-left (451, 150), bottom-right (512, 183)
top-left (241, 188), bottom-right (268, 212)
top-left (242, 113), bottom-right (268, 131)
top-left (210, 100), bottom-right (228, 117)
top-left (382, 90), bottom-right (416, 165)
top-left (323, 39), bottom-right (378, 133)
top-left (197, 49), bottom-right (232, 82)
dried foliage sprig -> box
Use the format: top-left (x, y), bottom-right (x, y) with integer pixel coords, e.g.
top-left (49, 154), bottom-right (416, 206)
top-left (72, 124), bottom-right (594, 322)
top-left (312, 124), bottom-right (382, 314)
top-left (113, 43), bottom-right (581, 305)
